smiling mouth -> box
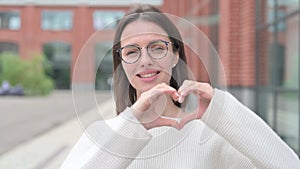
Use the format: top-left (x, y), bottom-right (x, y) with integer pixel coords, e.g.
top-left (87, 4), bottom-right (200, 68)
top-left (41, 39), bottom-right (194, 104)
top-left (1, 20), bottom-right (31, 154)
top-left (137, 71), bottom-right (160, 78)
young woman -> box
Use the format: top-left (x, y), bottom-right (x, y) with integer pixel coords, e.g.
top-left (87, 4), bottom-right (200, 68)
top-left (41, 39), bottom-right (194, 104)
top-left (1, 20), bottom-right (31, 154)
top-left (61, 4), bottom-right (300, 169)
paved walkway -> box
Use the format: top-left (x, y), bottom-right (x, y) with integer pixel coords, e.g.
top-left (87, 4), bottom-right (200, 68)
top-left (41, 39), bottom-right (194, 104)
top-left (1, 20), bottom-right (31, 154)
top-left (0, 91), bottom-right (115, 169)
top-left (0, 90), bottom-right (298, 169)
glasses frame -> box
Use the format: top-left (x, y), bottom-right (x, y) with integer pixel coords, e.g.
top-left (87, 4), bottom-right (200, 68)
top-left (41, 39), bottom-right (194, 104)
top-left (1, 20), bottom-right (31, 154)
top-left (117, 39), bottom-right (171, 64)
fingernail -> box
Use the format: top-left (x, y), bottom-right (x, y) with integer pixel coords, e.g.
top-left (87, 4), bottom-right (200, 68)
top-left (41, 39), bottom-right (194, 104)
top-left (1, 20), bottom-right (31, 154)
top-left (175, 124), bottom-right (181, 130)
top-left (179, 96), bottom-right (183, 103)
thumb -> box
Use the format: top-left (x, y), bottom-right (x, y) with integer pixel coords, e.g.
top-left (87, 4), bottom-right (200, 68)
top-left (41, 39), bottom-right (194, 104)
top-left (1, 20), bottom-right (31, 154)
top-left (178, 112), bottom-right (198, 129)
top-left (144, 117), bottom-right (181, 130)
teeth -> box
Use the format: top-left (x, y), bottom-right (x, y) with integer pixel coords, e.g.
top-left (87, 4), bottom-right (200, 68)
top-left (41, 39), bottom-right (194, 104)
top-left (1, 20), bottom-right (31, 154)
top-left (140, 73), bottom-right (157, 78)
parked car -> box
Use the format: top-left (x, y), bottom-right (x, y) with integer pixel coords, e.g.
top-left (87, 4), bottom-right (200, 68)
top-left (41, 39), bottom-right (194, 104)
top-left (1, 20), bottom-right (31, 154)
top-left (0, 80), bottom-right (24, 96)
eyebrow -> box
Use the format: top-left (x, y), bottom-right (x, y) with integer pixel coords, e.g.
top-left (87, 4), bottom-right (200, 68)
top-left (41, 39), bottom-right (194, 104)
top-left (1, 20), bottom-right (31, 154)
top-left (122, 43), bottom-right (139, 48)
top-left (121, 39), bottom-right (166, 48)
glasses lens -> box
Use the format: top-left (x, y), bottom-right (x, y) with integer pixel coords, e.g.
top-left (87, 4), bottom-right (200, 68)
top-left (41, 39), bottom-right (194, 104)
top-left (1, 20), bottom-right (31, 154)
top-left (148, 41), bottom-right (168, 59)
top-left (121, 45), bottom-right (140, 63)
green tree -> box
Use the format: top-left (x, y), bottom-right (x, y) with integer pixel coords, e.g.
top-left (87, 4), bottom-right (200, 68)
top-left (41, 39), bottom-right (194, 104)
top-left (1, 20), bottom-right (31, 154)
top-left (0, 52), bottom-right (54, 95)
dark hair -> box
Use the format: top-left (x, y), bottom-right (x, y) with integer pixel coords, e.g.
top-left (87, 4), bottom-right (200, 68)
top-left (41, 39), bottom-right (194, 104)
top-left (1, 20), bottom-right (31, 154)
top-left (112, 4), bottom-right (188, 115)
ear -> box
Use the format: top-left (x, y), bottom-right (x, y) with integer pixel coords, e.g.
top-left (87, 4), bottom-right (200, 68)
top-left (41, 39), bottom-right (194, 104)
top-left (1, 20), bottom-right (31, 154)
top-left (172, 50), bottom-right (179, 68)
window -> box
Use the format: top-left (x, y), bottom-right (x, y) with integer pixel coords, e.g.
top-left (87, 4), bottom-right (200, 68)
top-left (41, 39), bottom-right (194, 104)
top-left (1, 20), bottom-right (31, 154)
top-left (0, 11), bottom-right (20, 30)
top-left (93, 10), bottom-right (124, 30)
top-left (268, 11), bottom-right (286, 32)
top-left (256, 0), bottom-right (300, 155)
top-left (0, 42), bottom-right (18, 54)
top-left (94, 42), bottom-right (113, 90)
top-left (41, 10), bottom-right (73, 30)
top-left (43, 42), bottom-right (71, 89)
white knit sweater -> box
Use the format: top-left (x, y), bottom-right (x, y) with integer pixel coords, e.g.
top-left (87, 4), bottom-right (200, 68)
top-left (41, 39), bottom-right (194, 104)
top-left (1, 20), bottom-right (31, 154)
top-left (61, 89), bottom-right (300, 169)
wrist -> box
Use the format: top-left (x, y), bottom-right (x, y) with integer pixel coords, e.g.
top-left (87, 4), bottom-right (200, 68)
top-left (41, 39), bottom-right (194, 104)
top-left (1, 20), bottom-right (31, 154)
top-left (129, 106), bottom-right (143, 120)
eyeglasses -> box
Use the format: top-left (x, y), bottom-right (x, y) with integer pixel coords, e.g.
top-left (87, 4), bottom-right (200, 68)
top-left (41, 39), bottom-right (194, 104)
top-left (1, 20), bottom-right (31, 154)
top-left (117, 40), bottom-right (171, 64)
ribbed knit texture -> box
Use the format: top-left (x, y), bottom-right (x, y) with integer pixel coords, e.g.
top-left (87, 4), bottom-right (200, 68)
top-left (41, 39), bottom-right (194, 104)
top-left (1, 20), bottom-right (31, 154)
top-left (60, 89), bottom-right (300, 169)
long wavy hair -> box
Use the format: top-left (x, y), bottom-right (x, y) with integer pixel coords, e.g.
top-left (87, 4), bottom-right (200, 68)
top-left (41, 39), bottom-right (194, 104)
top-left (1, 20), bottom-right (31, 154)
top-left (112, 4), bottom-right (188, 115)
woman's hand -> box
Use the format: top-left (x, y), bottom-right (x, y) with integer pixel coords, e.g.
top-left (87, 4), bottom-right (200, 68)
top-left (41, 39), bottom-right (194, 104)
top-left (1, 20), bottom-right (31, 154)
top-left (177, 80), bottom-right (214, 128)
top-left (130, 81), bottom-right (214, 130)
top-left (131, 83), bottom-right (181, 130)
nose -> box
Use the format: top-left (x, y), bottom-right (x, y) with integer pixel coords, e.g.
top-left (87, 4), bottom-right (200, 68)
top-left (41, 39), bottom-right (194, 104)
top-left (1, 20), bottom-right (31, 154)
top-left (139, 47), bottom-right (154, 67)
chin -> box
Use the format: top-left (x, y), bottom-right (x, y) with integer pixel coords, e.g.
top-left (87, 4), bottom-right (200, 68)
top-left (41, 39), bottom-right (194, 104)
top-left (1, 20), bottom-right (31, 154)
top-left (140, 85), bottom-right (156, 93)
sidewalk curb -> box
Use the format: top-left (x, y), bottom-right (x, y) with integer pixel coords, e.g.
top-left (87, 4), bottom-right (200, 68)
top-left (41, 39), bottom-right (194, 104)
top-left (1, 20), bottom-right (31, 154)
top-left (0, 99), bottom-right (115, 169)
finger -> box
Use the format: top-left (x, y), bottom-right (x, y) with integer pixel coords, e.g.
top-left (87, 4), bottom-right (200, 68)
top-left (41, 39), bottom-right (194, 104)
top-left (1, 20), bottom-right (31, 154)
top-left (144, 117), bottom-right (181, 130)
top-left (177, 80), bottom-right (195, 103)
top-left (180, 84), bottom-right (198, 97)
top-left (169, 90), bottom-right (180, 101)
top-left (155, 117), bottom-right (181, 130)
top-left (177, 80), bottom-right (193, 95)
top-left (149, 89), bottom-right (177, 104)
top-left (178, 95), bottom-right (185, 103)
top-left (154, 84), bottom-right (179, 101)
top-left (178, 112), bottom-right (199, 129)
top-left (179, 82), bottom-right (214, 102)
top-left (178, 85), bottom-right (196, 103)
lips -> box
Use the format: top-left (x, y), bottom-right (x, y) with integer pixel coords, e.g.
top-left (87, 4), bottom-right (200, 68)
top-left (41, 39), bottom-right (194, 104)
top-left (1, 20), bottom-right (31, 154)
top-left (139, 72), bottom-right (159, 78)
top-left (137, 70), bottom-right (160, 82)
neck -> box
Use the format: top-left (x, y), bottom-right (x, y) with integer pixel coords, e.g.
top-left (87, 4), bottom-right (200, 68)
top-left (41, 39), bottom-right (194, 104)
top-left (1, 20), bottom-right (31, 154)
top-left (136, 91), bottom-right (181, 118)
top-left (161, 96), bottom-right (181, 118)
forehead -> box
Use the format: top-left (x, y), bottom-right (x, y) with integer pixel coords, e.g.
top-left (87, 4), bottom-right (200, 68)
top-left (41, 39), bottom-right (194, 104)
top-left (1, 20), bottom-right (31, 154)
top-left (120, 20), bottom-right (169, 46)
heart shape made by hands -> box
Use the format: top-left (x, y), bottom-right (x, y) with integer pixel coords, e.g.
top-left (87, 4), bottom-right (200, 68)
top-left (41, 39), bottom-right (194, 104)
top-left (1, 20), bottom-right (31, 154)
top-left (161, 91), bottom-right (203, 130)
top-left (138, 91), bottom-right (203, 130)
top-left (131, 81), bottom-right (213, 130)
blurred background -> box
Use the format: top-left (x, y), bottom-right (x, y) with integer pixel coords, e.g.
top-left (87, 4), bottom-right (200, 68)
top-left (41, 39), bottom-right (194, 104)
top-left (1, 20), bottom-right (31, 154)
top-left (0, 0), bottom-right (299, 168)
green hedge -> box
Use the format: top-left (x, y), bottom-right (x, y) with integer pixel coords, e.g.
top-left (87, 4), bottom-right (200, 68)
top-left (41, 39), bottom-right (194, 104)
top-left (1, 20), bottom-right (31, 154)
top-left (0, 52), bottom-right (54, 95)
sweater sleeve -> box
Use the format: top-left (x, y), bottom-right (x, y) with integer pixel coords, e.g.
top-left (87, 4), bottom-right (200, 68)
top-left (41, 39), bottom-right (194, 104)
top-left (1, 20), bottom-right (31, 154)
top-left (201, 89), bottom-right (300, 169)
top-left (60, 107), bottom-right (152, 169)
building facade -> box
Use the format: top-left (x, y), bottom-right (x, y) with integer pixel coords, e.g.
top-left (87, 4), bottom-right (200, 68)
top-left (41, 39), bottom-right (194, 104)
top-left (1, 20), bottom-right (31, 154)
top-left (0, 0), bottom-right (299, 155)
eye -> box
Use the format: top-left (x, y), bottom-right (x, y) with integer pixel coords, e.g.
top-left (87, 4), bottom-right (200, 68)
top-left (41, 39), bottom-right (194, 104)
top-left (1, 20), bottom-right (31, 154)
top-left (125, 50), bottom-right (138, 56)
top-left (149, 44), bottom-right (166, 54)
top-left (122, 46), bottom-right (139, 57)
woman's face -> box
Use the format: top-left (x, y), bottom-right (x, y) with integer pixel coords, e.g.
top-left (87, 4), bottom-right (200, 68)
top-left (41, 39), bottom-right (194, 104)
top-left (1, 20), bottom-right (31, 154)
top-left (120, 20), bottom-right (179, 97)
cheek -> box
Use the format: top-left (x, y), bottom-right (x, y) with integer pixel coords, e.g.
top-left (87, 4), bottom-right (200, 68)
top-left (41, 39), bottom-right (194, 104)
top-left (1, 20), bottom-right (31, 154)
top-left (122, 63), bottom-right (135, 82)
top-left (160, 56), bottom-right (175, 74)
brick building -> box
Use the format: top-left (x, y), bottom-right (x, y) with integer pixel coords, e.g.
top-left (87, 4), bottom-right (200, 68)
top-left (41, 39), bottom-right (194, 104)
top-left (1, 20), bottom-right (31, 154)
top-left (0, 0), bottom-right (299, 155)
top-left (0, 0), bottom-right (258, 89)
